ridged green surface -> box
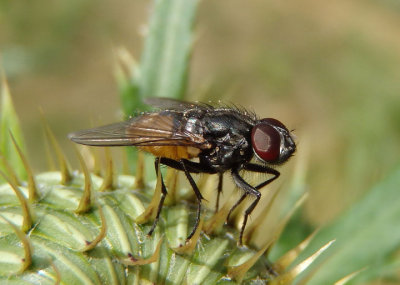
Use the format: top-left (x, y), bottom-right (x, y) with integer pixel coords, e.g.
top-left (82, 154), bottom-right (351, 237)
top-left (0, 171), bottom-right (272, 284)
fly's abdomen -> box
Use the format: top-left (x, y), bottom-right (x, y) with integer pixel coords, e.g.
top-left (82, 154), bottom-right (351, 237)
top-left (138, 145), bottom-right (201, 160)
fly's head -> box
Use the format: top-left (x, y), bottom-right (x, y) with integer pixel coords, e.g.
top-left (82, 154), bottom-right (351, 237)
top-left (251, 118), bottom-right (296, 165)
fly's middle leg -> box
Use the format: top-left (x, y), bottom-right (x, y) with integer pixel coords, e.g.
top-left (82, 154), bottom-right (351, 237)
top-left (180, 159), bottom-right (204, 241)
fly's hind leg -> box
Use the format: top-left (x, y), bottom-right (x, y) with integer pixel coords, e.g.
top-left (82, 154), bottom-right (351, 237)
top-left (147, 157), bottom-right (168, 236)
top-left (157, 158), bottom-right (214, 241)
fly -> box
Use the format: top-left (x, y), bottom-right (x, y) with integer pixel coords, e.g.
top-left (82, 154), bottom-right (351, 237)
top-left (68, 98), bottom-right (296, 245)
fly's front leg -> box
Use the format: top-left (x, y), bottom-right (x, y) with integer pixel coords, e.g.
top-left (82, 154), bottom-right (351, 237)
top-left (244, 163), bottom-right (280, 189)
top-left (226, 193), bottom-right (247, 222)
top-left (147, 157), bottom-right (168, 236)
top-left (226, 163), bottom-right (280, 224)
top-left (231, 168), bottom-right (260, 246)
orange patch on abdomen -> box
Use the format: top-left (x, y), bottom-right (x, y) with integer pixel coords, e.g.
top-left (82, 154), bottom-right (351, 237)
top-left (138, 146), bottom-right (201, 160)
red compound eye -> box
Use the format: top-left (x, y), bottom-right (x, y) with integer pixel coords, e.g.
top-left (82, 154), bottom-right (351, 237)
top-left (261, 118), bottom-right (287, 130)
top-left (251, 121), bottom-right (281, 162)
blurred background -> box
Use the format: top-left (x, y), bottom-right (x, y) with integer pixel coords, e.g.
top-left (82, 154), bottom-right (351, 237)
top-left (1, 0), bottom-right (400, 237)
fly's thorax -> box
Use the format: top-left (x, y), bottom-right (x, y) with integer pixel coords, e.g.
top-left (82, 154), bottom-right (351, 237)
top-left (198, 113), bottom-right (255, 172)
top-left (183, 117), bottom-right (204, 136)
top-left (199, 141), bottom-right (253, 172)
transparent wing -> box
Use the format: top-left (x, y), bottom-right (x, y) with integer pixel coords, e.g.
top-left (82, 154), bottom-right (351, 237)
top-left (68, 112), bottom-right (210, 148)
top-left (144, 97), bottom-right (213, 111)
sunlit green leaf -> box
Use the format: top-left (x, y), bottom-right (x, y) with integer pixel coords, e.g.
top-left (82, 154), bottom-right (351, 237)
top-left (138, 0), bottom-right (198, 101)
top-left (296, 165), bottom-right (400, 284)
top-left (116, 0), bottom-right (199, 173)
top-left (0, 77), bottom-right (27, 182)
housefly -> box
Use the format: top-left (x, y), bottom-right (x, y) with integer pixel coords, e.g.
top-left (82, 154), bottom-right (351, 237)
top-left (68, 98), bottom-right (296, 245)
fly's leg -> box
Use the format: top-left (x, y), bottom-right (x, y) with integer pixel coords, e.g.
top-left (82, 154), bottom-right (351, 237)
top-left (156, 158), bottom-right (215, 241)
top-left (226, 164), bottom-right (280, 223)
top-left (230, 165), bottom-right (280, 246)
top-left (215, 173), bottom-right (223, 213)
top-left (231, 168), bottom-right (261, 246)
top-left (158, 157), bottom-right (215, 174)
top-left (231, 169), bottom-right (261, 246)
top-left (180, 159), bottom-right (204, 241)
top-left (243, 163), bottom-right (280, 188)
top-left (226, 193), bottom-right (247, 222)
top-left (148, 157), bottom-right (168, 236)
